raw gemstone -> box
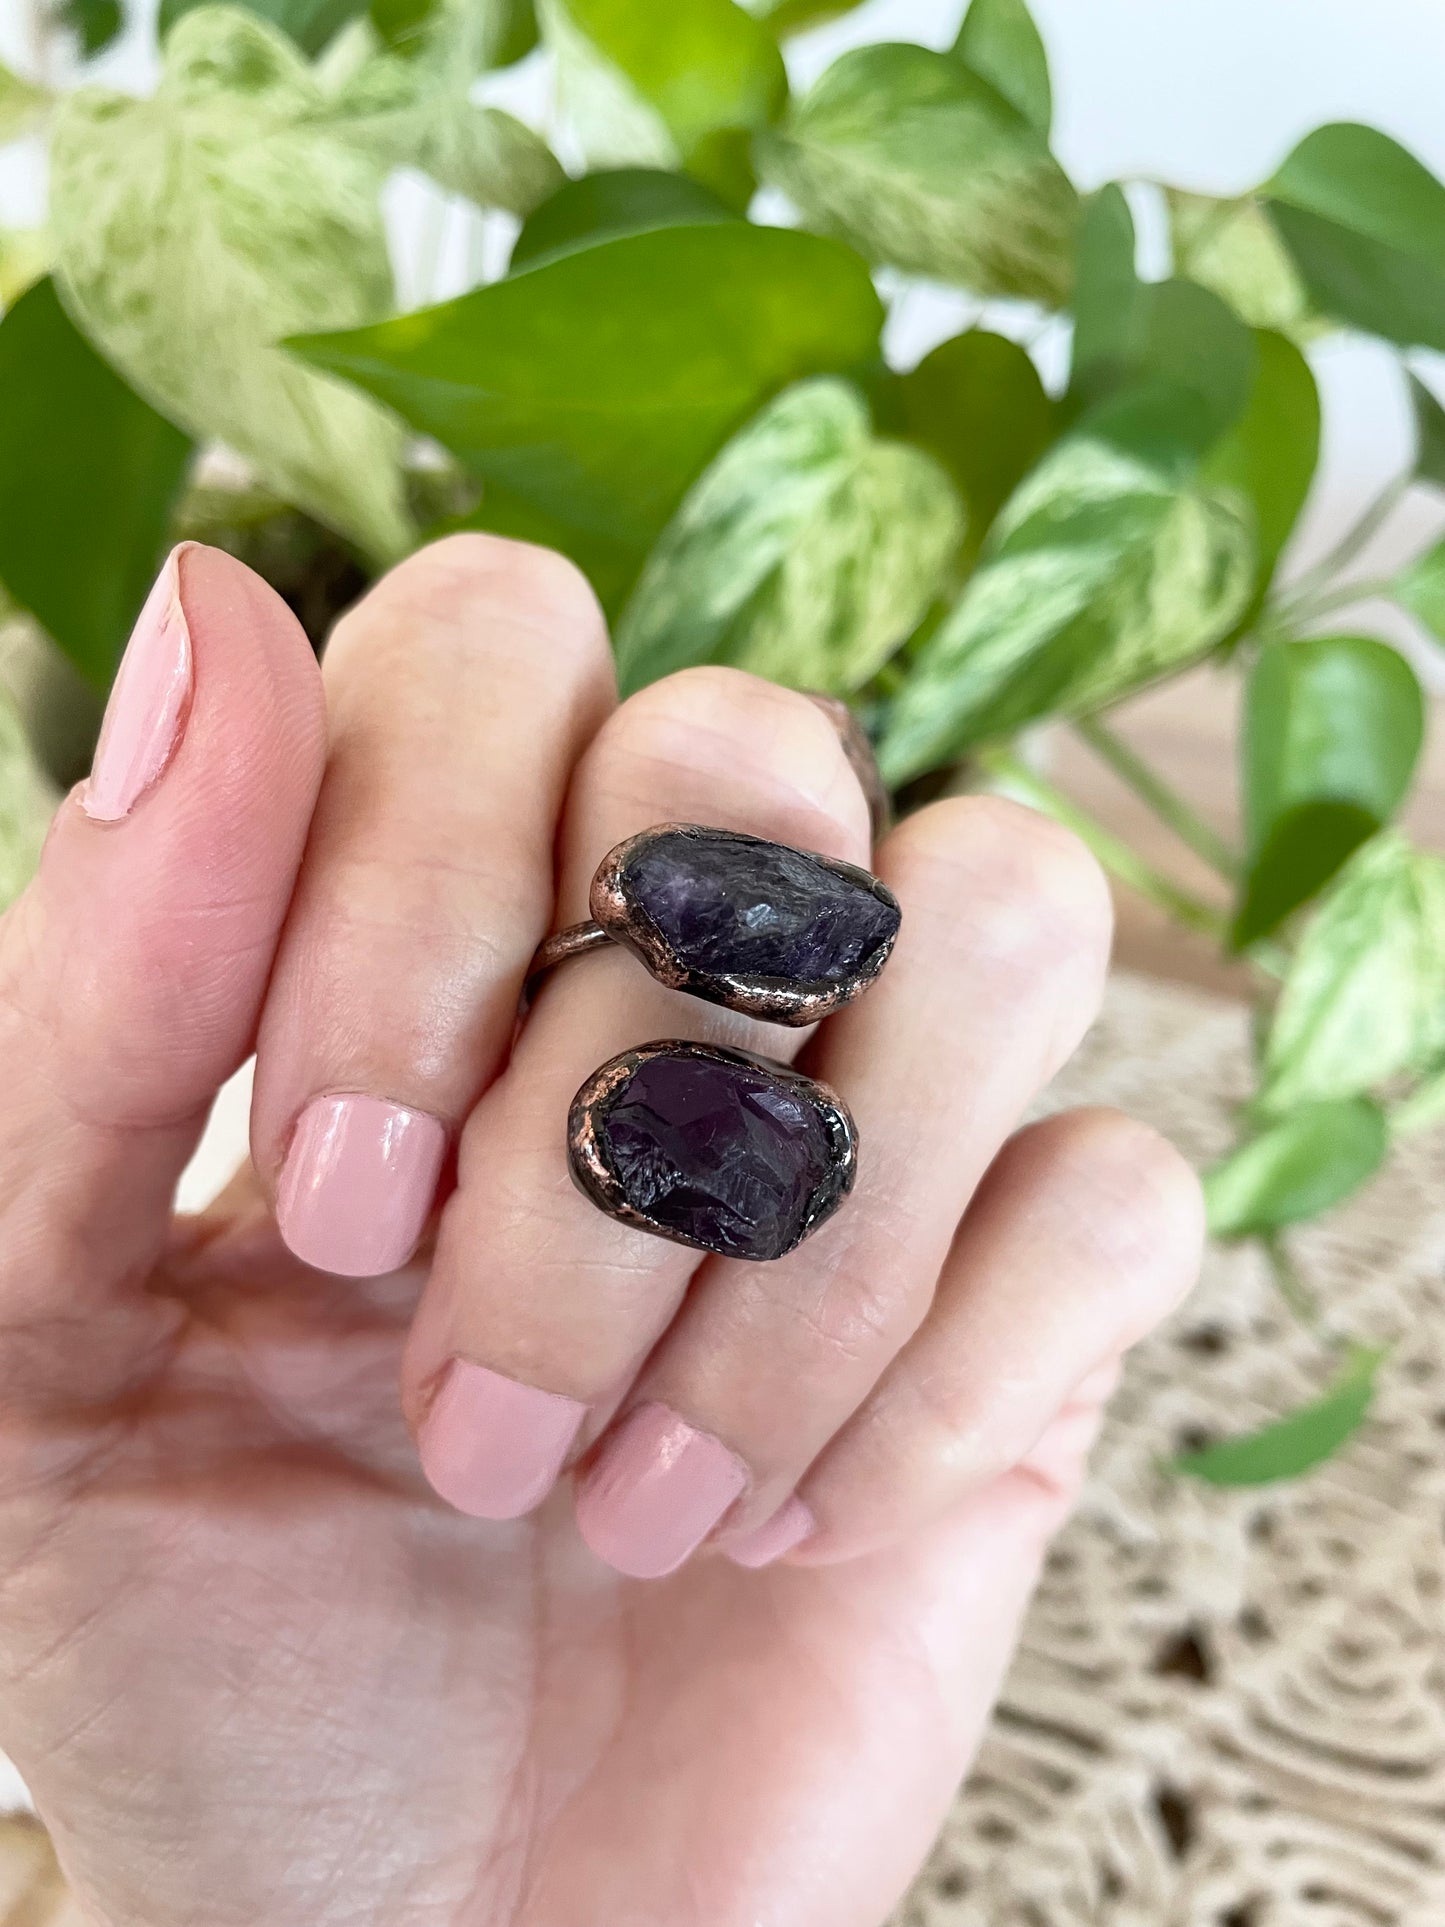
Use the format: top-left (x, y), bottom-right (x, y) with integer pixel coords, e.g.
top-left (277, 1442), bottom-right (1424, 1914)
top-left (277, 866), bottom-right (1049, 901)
top-left (584, 1047), bottom-right (854, 1261)
top-left (622, 829), bottom-right (899, 988)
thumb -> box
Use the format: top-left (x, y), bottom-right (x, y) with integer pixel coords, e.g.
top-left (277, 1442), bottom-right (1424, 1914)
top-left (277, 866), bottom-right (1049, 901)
top-left (0, 543), bottom-right (326, 1401)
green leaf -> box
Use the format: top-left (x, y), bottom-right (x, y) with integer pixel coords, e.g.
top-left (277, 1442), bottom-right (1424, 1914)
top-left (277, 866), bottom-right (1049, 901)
top-left (1167, 188), bottom-right (1318, 339)
top-left (51, 6), bottom-right (411, 563)
top-left (878, 392), bottom-right (1256, 783)
top-left (952, 0), bottom-right (1051, 137)
top-left (509, 166), bottom-right (737, 271)
top-left (1203, 330), bottom-right (1320, 610)
top-left (0, 63), bottom-right (52, 143)
top-left (1263, 123), bottom-right (1445, 352)
top-left (0, 279), bottom-right (193, 690)
top-left (330, 5), bottom-right (565, 216)
top-left (160, 0), bottom-right (367, 55)
top-left (293, 220), bottom-right (884, 551)
top-left (449, 483), bottom-right (641, 614)
top-left (541, 0), bottom-right (786, 173)
top-left (1068, 196), bottom-right (1256, 448)
top-left (1175, 1346), bottom-right (1384, 1487)
top-left (1234, 634), bottom-right (1421, 947)
top-left (615, 377), bottom-right (961, 697)
top-left (0, 688), bottom-right (54, 912)
top-left (895, 329), bottom-right (1054, 565)
top-left (757, 42), bottom-right (1078, 305)
top-left (57, 0), bottom-right (125, 58)
top-left (1204, 1098), bottom-right (1388, 1239)
top-left (1396, 539), bottom-right (1445, 642)
top-left (1408, 373), bottom-right (1445, 489)
top-left (1261, 833), bottom-right (1445, 1113)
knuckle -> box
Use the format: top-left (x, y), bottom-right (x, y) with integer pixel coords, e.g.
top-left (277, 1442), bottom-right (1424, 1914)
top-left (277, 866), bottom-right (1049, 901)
top-left (1039, 1107), bottom-right (1205, 1324)
top-left (328, 533), bottom-right (611, 688)
top-left (894, 794), bottom-right (1113, 967)
top-left (601, 667), bottom-right (869, 837)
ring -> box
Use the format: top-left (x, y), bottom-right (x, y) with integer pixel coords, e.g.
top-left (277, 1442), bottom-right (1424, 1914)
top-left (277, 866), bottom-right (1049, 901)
top-left (529, 823), bottom-right (902, 1025)
top-left (568, 1040), bottom-right (858, 1261)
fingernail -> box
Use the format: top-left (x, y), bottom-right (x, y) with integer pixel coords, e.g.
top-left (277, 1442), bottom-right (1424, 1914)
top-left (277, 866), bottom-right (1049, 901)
top-left (83, 548), bottom-right (192, 823)
top-left (418, 1360), bottom-right (586, 1520)
top-left (276, 1093), bottom-right (446, 1278)
top-left (576, 1403), bottom-right (747, 1580)
top-left (724, 1495), bottom-right (815, 1570)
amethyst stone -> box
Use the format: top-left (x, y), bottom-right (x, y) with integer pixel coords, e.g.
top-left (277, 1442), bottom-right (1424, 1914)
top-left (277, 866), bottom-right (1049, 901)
top-left (597, 826), bottom-right (901, 1025)
top-left (569, 1042), bottom-right (857, 1261)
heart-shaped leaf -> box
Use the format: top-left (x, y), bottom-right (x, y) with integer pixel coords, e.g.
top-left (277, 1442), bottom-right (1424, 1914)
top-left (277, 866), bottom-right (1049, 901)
top-left (1263, 123), bottom-right (1445, 351)
top-left (0, 278), bottom-right (193, 690)
top-left (509, 167), bottom-right (737, 271)
top-left (757, 41), bottom-right (1077, 305)
top-left (331, 4), bottom-right (564, 216)
top-left (50, 6), bottom-right (411, 562)
top-left (1175, 1346), bottom-right (1384, 1487)
top-left (1261, 833), bottom-right (1445, 1113)
top-left (1233, 634), bottom-right (1422, 946)
top-left (615, 377), bottom-right (961, 697)
top-left (895, 329), bottom-right (1054, 565)
top-left (952, 0), bottom-right (1050, 138)
top-left (1203, 1098), bottom-right (1388, 1239)
top-left (293, 221), bottom-right (883, 552)
top-left (879, 391), bottom-right (1255, 784)
top-left (1068, 192), bottom-right (1256, 446)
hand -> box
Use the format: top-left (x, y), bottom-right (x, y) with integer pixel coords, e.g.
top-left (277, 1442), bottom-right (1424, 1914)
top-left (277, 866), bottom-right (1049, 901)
top-left (0, 538), bottom-right (1202, 1927)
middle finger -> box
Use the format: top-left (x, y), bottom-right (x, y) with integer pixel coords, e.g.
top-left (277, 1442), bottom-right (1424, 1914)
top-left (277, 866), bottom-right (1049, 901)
top-left (404, 667), bottom-right (873, 1519)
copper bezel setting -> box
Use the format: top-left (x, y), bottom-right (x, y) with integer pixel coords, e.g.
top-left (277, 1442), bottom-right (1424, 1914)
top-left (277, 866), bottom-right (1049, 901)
top-left (567, 1039), bottom-right (859, 1261)
top-left (588, 822), bottom-right (901, 1027)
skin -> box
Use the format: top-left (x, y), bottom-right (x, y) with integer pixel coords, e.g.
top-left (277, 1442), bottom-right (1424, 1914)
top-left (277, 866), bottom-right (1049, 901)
top-left (0, 536), bottom-right (1204, 1927)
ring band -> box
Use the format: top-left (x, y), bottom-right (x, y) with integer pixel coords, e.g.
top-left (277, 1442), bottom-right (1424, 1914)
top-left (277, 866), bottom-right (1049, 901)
top-left (527, 823), bottom-right (901, 1026)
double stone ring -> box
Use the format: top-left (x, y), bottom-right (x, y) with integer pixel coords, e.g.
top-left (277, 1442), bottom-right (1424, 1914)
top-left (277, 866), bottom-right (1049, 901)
top-left (528, 824), bottom-right (901, 1264)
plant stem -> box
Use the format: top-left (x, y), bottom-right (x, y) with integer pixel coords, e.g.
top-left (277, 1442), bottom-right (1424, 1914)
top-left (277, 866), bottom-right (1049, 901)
top-left (976, 748), bottom-right (1229, 943)
top-left (1278, 471), bottom-right (1411, 610)
top-left (1075, 714), bottom-right (1241, 882)
top-left (1263, 1233), bottom-right (1322, 1329)
top-left (1274, 575), bottom-right (1400, 630)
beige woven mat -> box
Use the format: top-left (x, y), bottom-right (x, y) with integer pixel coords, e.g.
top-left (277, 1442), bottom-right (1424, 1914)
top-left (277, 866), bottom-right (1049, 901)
top-left (2, 974), bottom-right (1441, 1925)
top-left (896, 972), bottom-right (1445, 1926)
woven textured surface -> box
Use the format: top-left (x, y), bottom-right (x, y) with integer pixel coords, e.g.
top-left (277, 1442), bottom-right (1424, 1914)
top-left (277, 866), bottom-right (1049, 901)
top-left (895, 971), bottom-right (1445, 1927)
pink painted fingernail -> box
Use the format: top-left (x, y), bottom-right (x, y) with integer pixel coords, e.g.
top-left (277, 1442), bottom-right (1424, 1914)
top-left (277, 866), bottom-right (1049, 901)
top-left (276, 1093), bottom-right (446, 1278)
top-left (418, 1360), bottom-right (586, 1520)
top-left (725, 1495), bottom-right (815, 1569)
top-left (576, 1403), bottom-right (747, 1580)
top-left (83, 548), bottom-right (192, 823)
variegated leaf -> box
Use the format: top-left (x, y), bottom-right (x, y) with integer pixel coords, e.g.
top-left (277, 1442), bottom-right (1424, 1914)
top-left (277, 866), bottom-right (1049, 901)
top-left (757, 41), bottom-right (1077, 305)
top-left (615, 377), bottom-right (961, 697)
top-left (1261, 833), bottom-right (1445, 1113)
top-left (50, 6), bottom-right (410, 562)
top-left (879, 415), bottom-right (1255, 783)
top-left (0, 62), bottom-right (51, 144)
top-left (539, 0), bottom-right (679, 169)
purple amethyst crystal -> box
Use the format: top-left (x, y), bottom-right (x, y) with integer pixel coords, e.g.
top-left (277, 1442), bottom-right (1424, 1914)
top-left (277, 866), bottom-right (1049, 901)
top-left (572, 1043), bottom-right (856, 1261)
top-left (619, 828), bottom-right (899, 1003)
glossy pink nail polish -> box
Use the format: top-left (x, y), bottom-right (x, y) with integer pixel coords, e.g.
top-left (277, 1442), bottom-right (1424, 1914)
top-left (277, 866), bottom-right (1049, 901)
top-left (418, 1360), bottom-right (586, 1520)
top-left (725, 1495), bottom-right (815, 1569)
top-left (276, 1093), bottom-right (446, 1278)
top-left (83, 548), bottom-right (192, 823)
top-left (576, 1403), bottom-right (747, 1580)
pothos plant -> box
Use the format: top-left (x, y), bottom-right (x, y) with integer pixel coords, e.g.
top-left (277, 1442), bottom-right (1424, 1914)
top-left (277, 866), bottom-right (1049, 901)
top-left (1, 0), bottom-right (1444, 1481)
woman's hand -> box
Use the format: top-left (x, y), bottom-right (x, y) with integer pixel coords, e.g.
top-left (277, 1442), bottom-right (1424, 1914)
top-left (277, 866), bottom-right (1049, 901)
top-left (0, 538), bottom-right (1202, 1927)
